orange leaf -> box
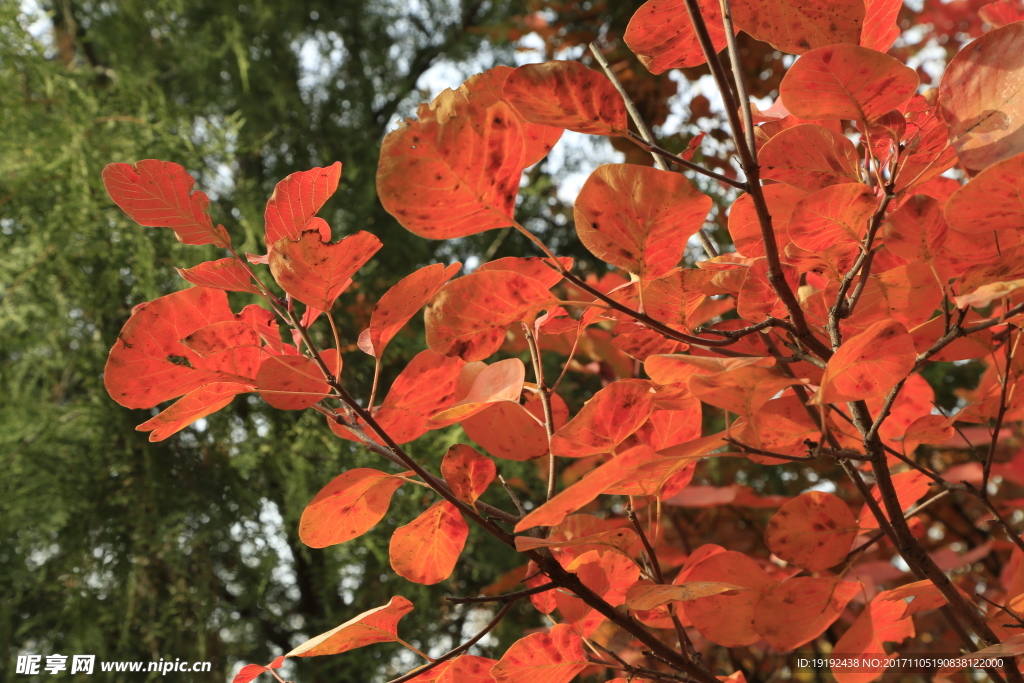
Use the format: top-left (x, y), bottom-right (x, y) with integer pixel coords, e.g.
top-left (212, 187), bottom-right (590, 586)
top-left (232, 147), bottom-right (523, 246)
top-left (255, 351), bottom-right (337, 411)
top-left (137, 382), bottom-right (253, 442)
top-left (263, 163), bottom-right (342, 246)
top-left (361, 262), bottom-right (461, 358)
top-left (813, 320), bottom-right (915, 404)
top-left (503, 61), bottom-right (628, 136)
top-left (176, 258), bottom-right (258, 293)
top-left (555, 550), bottom-right (641, 636)
top-left (425, 270), bottom-right (557, 361)
top-left (625, 582), bottom-right (747, 610)
top-left (729, 184), bottom-right (807, 257)
top-left (860, 0), bottom-right (902, 51)
top-left (490, 623), bottom-right (587, 683)
top-left (682, 551), bottom-right (779, 647)
top-left (760, 124), bottom-right (861, 192)
top-left (299, 468), bottom-right (409, 548)
top-left (625, 0), bottom-right (728, 72)
top-left (286, 595), bottom-right (414, 657)
top-left (462, 392), bottom-right (569, 461)
top-left (732, 0), bottom-right (863, 56)
top-left (753, 578), bottom-right (861, 651)
top-left (403, 656), bottom-right (498, 683)
top-left (268, 230), bottom-right (381, 311)
top-left (574, 164), bottom-right (712, 280)
top-left (475, 256), bottom-right (572, 288)
top-left (831, 590), bottom-right (915, 683)
top-left (231, 656), bottom-right (284, 683)
top-left (441, 444), bottom-right (496, 505)
top-left (765, 491), bottom-right (859, 571)
top-left (377, 68), bottom-right (543, 240)
top-left (102, 160), bottom-right (229, 247)
top-left (688, 363), bottom-right (797, 418)
top-left (430, 358), bottom-right (525, 426)
top-left (780, 44), bottom-right (918, 121)
top-left (390, 501), bottom-right (469, 585)
top-left (550, 380), bottom-right (656, 457)
top-left (856, 470), bottom-right (931, 530)
top-left (181, 320), bottom-right (261, 358)
top-left (104, 287), bottom-right (262, 409)
top-left (938, 22), bottom-right (1024, 173)
top-left (945, 151), bottom-right (1024, 236)
top-left (515, 528), bottom-right (638, 555)
top-left (787, 183), bottom-right (878, 255)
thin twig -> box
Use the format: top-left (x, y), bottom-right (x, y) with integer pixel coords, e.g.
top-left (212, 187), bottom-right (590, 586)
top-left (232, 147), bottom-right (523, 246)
top-left (446, 582), bottom-right (557, 605)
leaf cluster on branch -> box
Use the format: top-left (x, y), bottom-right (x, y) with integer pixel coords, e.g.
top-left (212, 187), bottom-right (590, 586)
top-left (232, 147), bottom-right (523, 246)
top-left (99, 1), bottom-right (1024, 681)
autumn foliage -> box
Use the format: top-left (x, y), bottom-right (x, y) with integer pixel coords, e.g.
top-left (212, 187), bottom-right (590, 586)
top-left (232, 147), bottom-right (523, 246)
top-left (100, 1), bottom-right (1024, 681)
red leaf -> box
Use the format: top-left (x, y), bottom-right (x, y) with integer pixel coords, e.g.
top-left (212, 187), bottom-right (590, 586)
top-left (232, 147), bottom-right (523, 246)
top-left (688, 363), bottom-right (797, 418)
top-left (475, 256), bottom-right (572, 288)
top-left (728, 184), bottom-right (807, 257)
top-left (269, 230), bottom-right (381, 311)
top-left (137, 382), bottom-right (252, 442)
top-left (625, 582), bottom-right (746, 610)
top-left (980, 0), bottom-right (1024, 27)
top-left (945, 151), bottom-right (1024, 236)
top-left (625, 0), bottom-right (728, 72)
top-left (378, 68), bottom-right (542, 240)
top-left (732, 0), bottom-right (864, 56)
top-left (255, 351), bottom-right (337, 411)
top-left (574, 164), bottom-right (712, 280)
top-left (550, 380), bottom-right (656, 457)
top-left (490, 623), bottom-right (587, 683)
top-left (856, 470), bottom-right (931, 530)
top-left (938, 22), bottom-right (1024, 173)
top-left (765, 492), bottom-right (859, 571)
top-left (753, 577), bottom-right (861, 651)
top-left (299, 469), bottom-right (409, 548)
top-left (430, 358), bottom-right (525, 426)
top-left (102, 160), bottom-right (229, 247)
top-left (264, 162), bottom-right (342, 246)
top-left (404, 656), bottom-right (498, 683)
top-left (424, 270), bottom-right (557, 361)
top-left (286, 595), bottom-right (414, 657)
top-left (105, 287), bottom-right (262, 409)
top-left (780, 44), bottom-right (918, 121)
top-left (812, 320), bottom-right (915, 404)
top-left (441, 444), bottom-right (496, 505)
top-left (787, 184), bottom-right (879, 256)
top-left (503, 61), bottom-right (628, 136)
top-left (555, 550), bottom-right (641, 636)
top-left (831, 590), bottom-right (914, 683)
top-left (462, 391), bottom-right (569, 461)
top-left (362, 262), bottom-right (462, 358)
top-left (759, 124), bottom-right (862, 192)
top-left (860, 0), bottom-right (902, 51)
top-left (181, 321), bottom-right (261, 357)
top-left (231, 657), bottom-right (284, 683)
top-left (177, 258), bottom-right (258, 293)
top-left (389, 501), bottom-right (469, 585)
top-left (681, 551), bottom-right (779, 647)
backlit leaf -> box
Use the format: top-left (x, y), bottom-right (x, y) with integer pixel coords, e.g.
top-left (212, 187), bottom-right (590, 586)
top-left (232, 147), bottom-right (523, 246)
top-left (753, 578), bottom-right (861, 651)
top-left (389, 500), bottom-right (469, 585)
top-left (813, 320), bottom-right (915, 404)
top-left (555, 550), bottom-right (641, 636)
top-left (462, 392), bottom-right (569, 461)
top-left (732, 0), bottom-right (864, 55)
top-left (255, 351), bottom-right (337, 411)
top-left (362, 262), bottom-right (461, 358)
top-left (860, 0), bottom-right (902, 52)
top-left (780, 44), bottom-right (918, 121)
top-left (682, 551), bottom-right (779, 647)
top-left (181, 321), bottom-right (261, 358)
top-left (759, 124), bottom-right (862, 192)
top-left (574, 164), bottom-right (712, 280)
top-left (624, 0), bottom-right (728, 72)
top-left (503, 61), bottom-right (628, 136)
top-left (550, 380), bottom-right (656, 457)
top-left (490, 623), bottom-right (587, 683)
top-left (425, 270), bottom-right (557, 361)
top-left (441, 444), bottom-right (496, 505)
top-left (105, 287), bottom-right (262, 409)
top-left (787, 183), bottom-right (879, 255)
top-left (404, 656), bottom-right (498, 683)
top-left (515, 528), bottom-right (637, 555)
top-left (831, 590), bottom-right (915, 682)
top-left (137, 382), bottom-right (253, 442)
top-left (176, 258), bottom-right (258, 293)
top-left (263, 163), bottom-right (342, 246)
top-left (299, 468), bottom-right (410, 548)
top-left (430, 358), bottom-right (525, 426)
top-left (625, 582), bottom-right (747, 610)
top-left (286, 596), bottom-right (414, 657)
top-left (765, 491), bottom-right (859, 570)
top-left (231, 657), bottom-right (285, 683)
top-left (728, 184), bottom-right (807, 257)
top-left (269, 230), bottom-right (381, 311)
top-left (856, 470), bottom-right (931, 530)
top-left (938, 22), bottom-right (1024, 172)
top-left (102, 160), bottom-right (230, 247)
top-left (944, 151), bottom-right (1024, 235)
